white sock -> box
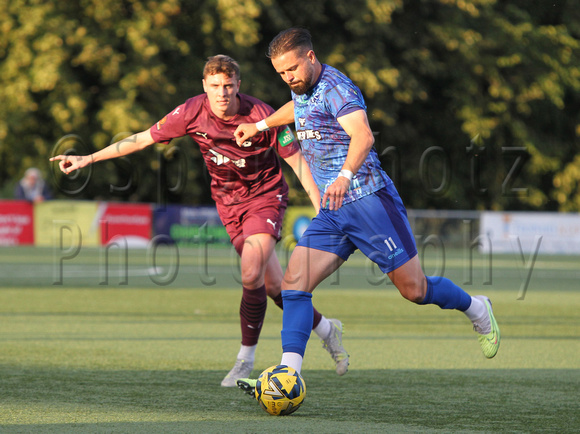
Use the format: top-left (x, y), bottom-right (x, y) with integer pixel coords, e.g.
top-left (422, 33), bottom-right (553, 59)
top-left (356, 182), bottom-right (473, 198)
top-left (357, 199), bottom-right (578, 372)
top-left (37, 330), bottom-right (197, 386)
top-left (281, 352), bottom-right (303, 374)
top-left (464, 296), bottom-right (487, 322)
top-left (313, 315), bottom-right (331, 340)
top-left (237, 344), bottom-right (257, 362)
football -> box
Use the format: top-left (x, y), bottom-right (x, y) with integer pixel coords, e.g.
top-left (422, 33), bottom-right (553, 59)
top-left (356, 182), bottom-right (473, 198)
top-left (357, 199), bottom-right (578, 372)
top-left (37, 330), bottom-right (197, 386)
top-left (254, 365), bottom-right (306, 416)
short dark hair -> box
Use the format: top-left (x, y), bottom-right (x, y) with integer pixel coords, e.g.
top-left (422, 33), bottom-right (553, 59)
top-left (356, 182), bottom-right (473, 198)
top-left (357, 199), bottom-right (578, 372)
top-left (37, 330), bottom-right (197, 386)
top-left (203, 55), bottom-right (240, 80)
top-left (267, 28), bottom-right (313, 59)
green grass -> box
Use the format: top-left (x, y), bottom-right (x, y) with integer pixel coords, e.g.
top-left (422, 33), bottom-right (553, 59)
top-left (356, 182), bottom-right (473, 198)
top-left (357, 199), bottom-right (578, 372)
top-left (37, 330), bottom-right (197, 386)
top-left (0, 246), bottom-right (579, 432)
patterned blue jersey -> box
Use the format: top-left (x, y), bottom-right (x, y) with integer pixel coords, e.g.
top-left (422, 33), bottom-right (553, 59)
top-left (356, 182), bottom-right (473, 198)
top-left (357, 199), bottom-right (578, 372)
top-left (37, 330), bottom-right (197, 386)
top-left (292, 64), bottom-right (392, 204)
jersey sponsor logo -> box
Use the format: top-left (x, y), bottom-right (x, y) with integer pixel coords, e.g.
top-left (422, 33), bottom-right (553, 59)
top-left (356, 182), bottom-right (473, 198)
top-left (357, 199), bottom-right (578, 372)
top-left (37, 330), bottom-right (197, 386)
top-left (296, 119), bottom-right (321, 140)
top-left (156, 116), bottom-right (167, 130)
top-left (172, 107), bottom-right (181, 115)
top-left (297, 129), bottom-right (322, 141)
top-left (266, 219), bottom-right (277, 229)
top-left (277, 126), bottom-right (295, 147)
top-left (208, 149), bottom-right (246, 168)
top-left (196, 132), bottom-right (209, 139)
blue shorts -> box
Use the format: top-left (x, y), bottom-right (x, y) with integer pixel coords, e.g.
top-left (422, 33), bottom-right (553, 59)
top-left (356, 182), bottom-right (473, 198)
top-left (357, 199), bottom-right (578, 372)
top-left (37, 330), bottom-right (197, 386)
top-left (296, 185), bottom-right (417, 273)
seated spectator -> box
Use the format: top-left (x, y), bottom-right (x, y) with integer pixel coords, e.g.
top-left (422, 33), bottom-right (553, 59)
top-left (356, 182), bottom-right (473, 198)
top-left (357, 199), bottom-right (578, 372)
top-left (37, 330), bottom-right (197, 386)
top-left (14, 168), bottom-right (53, 203)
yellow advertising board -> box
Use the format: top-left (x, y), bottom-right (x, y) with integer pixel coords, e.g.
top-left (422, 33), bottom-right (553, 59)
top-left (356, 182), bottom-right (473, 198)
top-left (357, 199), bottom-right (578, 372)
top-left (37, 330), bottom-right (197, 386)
top-left (34, 200), bottom-right (100, 247)
top-left (281, 206), bottom-right (317, 250)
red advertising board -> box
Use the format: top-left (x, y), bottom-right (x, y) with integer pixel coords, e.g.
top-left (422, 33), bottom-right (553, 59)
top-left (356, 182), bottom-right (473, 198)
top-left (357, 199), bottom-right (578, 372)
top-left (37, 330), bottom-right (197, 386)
top-left (0, 200), bottom-right (34, 245)
top-left (98, 202), bottom-right (152, 247)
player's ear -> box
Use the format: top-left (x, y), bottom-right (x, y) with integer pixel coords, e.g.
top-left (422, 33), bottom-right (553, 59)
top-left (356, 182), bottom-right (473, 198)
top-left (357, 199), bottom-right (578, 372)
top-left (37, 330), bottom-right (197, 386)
top-left (202, 79), bottom-right (207, 93)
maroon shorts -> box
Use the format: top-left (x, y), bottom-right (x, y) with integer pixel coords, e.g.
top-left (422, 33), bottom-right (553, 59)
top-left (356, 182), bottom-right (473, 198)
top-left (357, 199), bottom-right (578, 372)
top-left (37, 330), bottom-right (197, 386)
top-left (218, 200), bottom-right (287, 256)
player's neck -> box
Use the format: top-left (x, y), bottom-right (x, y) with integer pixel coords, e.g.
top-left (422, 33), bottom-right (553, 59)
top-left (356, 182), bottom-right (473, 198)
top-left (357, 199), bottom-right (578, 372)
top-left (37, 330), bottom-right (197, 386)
top-left (214, 95), bottom-right (240, 121)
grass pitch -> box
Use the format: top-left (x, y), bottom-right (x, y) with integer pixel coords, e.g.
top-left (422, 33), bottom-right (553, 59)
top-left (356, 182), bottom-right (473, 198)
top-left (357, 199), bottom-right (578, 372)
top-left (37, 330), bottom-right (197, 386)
top-left (0, 246), bottom-right (579, 432)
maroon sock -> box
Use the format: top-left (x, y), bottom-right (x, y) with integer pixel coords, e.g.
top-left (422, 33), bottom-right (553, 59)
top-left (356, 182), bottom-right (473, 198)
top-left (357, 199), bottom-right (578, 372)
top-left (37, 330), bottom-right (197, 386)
top-left (312, 306), bottom-right (322, 329)
top-left (270, 293), bottom-right (322, 330)
top-left (272, 293), bottom-right (284, 310)
top-left (240, 285), bottom-right (267, 346)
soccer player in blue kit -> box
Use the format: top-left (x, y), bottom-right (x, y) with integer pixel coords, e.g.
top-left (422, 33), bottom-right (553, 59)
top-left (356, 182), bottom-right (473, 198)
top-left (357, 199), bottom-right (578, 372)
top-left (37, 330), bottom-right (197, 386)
top-left (235, 28), bottom-right (500, 389)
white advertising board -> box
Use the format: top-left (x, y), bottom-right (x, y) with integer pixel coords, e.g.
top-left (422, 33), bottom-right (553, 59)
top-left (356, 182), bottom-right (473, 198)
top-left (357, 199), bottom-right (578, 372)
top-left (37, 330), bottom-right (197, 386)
top-left (480, 211), bottom-right (580, 254)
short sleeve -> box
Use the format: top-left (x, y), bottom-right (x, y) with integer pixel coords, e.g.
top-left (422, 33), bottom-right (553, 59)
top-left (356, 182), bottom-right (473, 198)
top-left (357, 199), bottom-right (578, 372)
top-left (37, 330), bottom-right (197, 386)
top-left (272, 125), bottom-right (300, 159)
top-left (324, 82), bottom-right (366, 120)
top-left (150, 103), bottom-right (187, 144)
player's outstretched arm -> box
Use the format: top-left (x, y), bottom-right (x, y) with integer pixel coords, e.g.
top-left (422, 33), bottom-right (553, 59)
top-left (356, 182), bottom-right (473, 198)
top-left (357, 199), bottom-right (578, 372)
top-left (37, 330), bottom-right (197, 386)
top-left (50, 130), bottom-right (156, 175)
top-left (284, 150), bottom-right (321, 213)
top-left (234, 100), bottom-right (295, 146)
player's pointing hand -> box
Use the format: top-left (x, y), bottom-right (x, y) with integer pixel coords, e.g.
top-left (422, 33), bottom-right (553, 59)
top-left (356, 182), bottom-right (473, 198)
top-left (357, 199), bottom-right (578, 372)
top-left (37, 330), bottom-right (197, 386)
top-left (49, 154), bottom-right (90, 175)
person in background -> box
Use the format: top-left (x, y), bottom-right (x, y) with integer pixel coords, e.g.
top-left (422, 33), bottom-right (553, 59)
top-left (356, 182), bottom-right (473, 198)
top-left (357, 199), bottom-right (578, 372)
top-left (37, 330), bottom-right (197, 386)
top-left (14, 168), bottom-right (53, 203)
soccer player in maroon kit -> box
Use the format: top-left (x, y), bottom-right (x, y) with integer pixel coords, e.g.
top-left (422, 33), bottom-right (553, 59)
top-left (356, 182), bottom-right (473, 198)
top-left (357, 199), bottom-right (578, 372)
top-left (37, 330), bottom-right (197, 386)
top-left (51, 55), bottom-right (349, 386)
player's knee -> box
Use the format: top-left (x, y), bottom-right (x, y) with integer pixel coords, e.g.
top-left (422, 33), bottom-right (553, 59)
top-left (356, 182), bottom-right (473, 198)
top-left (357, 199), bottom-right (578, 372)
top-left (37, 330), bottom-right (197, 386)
top-left (241, 266), bottom-right (265, 288)
top-left (281, 267), bottom-right (303, 291)
top-left (398, 280), bottom-right (426, 304)
top-left (401, 290), bottom-right (424, 304)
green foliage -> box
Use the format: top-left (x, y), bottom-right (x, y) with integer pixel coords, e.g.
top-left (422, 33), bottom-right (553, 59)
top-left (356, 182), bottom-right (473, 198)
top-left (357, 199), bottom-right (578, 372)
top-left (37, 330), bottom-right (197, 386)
top-left (1, 0), bottom-right (578, 210)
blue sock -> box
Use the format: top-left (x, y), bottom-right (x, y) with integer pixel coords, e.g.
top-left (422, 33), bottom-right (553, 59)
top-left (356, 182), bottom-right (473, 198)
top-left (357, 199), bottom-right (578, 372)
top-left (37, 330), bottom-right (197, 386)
top-left (280, 290), bottom-right (313, 357)
top-left (420, 276), bottom-right (472, 311)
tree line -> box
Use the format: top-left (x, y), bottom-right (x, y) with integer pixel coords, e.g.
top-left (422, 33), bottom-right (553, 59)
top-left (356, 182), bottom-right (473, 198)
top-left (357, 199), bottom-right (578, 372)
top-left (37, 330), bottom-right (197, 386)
top-left (1, 0), bottom-right (578, 211)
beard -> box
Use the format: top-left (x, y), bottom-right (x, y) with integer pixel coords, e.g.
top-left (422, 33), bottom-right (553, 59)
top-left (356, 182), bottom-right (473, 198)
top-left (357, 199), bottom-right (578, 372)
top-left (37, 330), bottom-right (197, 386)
top-left (289, 82), bottom-right (309, 95)
top-left (287, 67), bottom-right (314, 95)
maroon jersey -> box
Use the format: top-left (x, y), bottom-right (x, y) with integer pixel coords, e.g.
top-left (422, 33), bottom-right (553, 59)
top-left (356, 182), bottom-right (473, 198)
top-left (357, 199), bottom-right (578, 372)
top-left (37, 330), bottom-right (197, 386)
top-left (150, 93), bottom-right (299, 209)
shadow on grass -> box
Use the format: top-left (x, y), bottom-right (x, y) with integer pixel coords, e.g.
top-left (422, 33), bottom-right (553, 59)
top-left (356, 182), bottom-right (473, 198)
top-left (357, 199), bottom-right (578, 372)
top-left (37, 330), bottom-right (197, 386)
top-left (1, 368), bottom-right (579, 433)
